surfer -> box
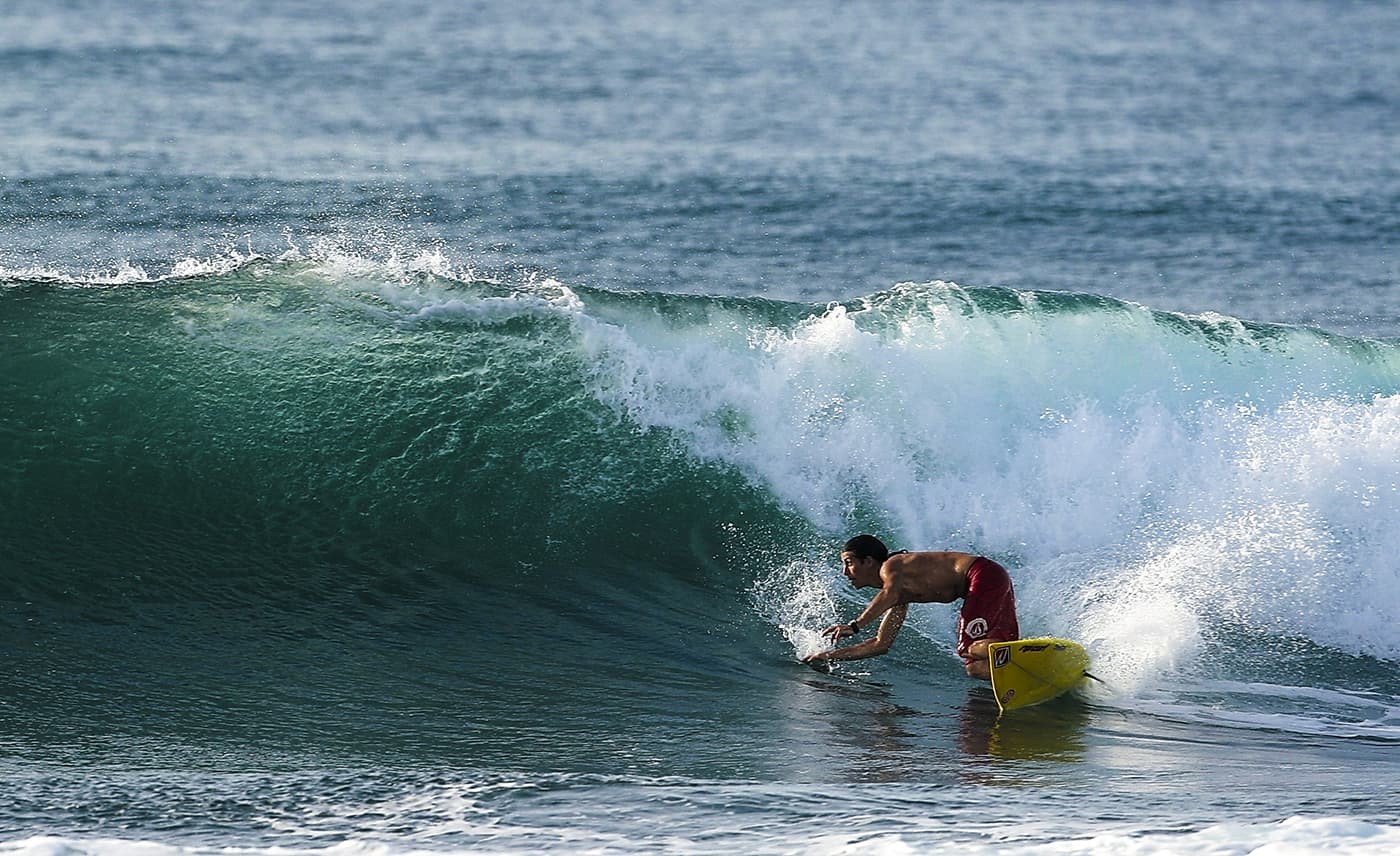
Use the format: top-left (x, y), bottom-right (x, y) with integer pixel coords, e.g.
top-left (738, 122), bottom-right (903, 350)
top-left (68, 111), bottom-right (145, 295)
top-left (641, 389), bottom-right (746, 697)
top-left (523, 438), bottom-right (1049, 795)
top-left (802, 535), bottom-right (1019, 680)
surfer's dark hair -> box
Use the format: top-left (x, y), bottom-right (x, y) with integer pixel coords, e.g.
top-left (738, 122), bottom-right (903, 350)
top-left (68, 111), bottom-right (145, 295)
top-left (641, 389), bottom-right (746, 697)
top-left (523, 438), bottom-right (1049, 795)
top-left (842, 535), bottom-right (889, 563)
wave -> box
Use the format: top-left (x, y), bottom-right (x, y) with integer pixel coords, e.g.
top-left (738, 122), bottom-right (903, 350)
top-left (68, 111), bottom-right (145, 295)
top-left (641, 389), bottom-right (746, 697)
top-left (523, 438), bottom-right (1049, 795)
top-left (4, 251), bottom-right (1400, 738)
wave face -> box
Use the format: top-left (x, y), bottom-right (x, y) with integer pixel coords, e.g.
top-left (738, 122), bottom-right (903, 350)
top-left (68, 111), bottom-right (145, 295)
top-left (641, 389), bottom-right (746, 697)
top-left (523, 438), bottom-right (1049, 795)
top-left (4, 255), bottom-right (1400, 758)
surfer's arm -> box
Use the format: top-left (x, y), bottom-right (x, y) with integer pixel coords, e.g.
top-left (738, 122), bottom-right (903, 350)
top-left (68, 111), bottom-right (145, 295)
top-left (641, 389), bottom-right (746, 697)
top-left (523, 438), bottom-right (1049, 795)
top-left (819, 563), bottom-right (908, 646)
top-left (806, 605), bottom-right (907, 663)
top-left (850, 580), bottom-right (903, 631)
top-left (820, 571), bottom-right (904, 643)
top-left (828, 568), bottom-right (907, 644)
top-left (819, 584), bottom-right (902, 643)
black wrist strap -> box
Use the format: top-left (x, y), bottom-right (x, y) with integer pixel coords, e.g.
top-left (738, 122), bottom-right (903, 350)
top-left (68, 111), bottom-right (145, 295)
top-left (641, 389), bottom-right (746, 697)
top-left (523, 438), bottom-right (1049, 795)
top-left (847, 620), bottom-right (861, 633)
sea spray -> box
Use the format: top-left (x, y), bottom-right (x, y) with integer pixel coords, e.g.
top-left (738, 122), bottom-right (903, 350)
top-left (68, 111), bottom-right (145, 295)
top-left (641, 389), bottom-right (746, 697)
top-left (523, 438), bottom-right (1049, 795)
top-left (748, 557), bottom-right (843, 662)
top-left (570, 279), bottom-right (1400, 677)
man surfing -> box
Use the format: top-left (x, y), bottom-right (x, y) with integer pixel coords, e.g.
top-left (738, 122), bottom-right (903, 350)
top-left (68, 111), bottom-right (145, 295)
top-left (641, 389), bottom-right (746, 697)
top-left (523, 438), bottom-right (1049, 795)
top-left (802, 534), bottom-right (1019, 680)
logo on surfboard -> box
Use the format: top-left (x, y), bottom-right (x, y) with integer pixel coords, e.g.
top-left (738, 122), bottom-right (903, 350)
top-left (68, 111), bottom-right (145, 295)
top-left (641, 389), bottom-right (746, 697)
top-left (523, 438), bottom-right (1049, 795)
top-left (993, 646), bottom-right (1011, 669)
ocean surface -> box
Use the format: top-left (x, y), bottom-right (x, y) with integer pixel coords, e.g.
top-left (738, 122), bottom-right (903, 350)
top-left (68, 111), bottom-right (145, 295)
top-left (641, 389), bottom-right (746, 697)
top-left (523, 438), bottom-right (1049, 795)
top-left (3, 1), bottom-right (1399, 853)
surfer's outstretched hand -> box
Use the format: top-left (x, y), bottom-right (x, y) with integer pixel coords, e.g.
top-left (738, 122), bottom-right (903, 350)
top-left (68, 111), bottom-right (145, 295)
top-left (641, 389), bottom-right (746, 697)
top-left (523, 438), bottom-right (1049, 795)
top-left (819, 623), bottom-right (856, 643)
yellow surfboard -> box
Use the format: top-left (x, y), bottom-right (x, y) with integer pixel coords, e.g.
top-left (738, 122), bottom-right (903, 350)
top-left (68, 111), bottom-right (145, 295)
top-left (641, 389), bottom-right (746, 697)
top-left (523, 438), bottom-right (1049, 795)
top-left (988, 637), bottom-right (1091, 713)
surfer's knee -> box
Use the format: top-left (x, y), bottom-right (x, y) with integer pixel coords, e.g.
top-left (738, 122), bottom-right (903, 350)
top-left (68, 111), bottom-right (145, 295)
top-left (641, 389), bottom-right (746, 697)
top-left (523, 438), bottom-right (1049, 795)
top-left (964, 639), bottom-right (991, 660)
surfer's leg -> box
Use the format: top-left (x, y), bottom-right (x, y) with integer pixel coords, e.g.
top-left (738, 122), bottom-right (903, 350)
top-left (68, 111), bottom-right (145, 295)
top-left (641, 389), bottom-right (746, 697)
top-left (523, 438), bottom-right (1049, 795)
top-left (963, 639), bottom-right (993, 681)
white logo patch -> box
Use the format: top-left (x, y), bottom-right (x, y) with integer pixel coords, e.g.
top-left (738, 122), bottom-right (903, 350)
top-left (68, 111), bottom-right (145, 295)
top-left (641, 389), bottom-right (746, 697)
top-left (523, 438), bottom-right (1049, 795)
top-left (966, 617), bottom-right (988, 639)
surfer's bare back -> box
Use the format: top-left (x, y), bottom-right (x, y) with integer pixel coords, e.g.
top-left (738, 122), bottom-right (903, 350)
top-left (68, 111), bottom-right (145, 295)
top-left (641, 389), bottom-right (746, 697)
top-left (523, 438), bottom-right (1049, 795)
top-left (802, 535), bottom-right (1019, 681)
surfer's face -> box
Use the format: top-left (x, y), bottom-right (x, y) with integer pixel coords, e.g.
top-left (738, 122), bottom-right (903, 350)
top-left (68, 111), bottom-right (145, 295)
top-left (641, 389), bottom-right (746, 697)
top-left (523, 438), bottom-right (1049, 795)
top-left (840, 551), bottom-right (877, 587)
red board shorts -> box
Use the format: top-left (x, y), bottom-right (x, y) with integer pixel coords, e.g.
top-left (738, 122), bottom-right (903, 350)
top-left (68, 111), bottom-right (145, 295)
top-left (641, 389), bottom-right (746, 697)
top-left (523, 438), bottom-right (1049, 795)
top-left (956, 557), bottom-right (1019, 661)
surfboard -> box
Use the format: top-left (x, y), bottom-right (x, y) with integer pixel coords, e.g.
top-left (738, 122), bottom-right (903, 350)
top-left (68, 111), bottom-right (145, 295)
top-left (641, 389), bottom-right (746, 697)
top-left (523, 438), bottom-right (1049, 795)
top-left (988, 637), bottom-right (1090, 713)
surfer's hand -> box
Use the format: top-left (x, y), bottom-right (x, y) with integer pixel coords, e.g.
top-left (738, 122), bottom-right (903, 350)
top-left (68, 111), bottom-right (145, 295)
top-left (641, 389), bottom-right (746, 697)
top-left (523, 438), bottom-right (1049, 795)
top-left (821, 623), bottom-right (854, 643)
top-left (802, 653), bottom-right (833, 674)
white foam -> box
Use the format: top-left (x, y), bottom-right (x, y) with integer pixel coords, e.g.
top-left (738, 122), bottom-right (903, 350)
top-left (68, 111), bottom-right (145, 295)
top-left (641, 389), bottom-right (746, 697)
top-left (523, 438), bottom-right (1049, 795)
top-left (284, 237), bottom-right (463, 283)
top-left (6, 816), bottom-right (1399, 856)
top-left (0, 839), bottom-right (441, 856)
top-left (368, 278), bottom-right (584, 326)
top-left (1, 237), bottom-right (487, 290)
top-left (1004, 816), bottom-right (1400, 856)
top-left (572, 281), bottom-right (1400, 680)
top-left (0, 260), bottom-right (155, 285)
top-left (808, 817), bottom-right (1400, 855)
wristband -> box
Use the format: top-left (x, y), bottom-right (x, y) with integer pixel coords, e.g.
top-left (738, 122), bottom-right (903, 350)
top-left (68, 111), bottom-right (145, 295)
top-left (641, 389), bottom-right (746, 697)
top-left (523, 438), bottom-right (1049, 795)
top-left (847, 620), bottom-right (861, 634)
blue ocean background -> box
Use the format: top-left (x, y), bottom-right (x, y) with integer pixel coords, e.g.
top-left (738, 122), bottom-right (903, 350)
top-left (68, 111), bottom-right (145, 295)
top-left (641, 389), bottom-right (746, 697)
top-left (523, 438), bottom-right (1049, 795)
top-left (3, 1), bottom-right (1399, 853)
